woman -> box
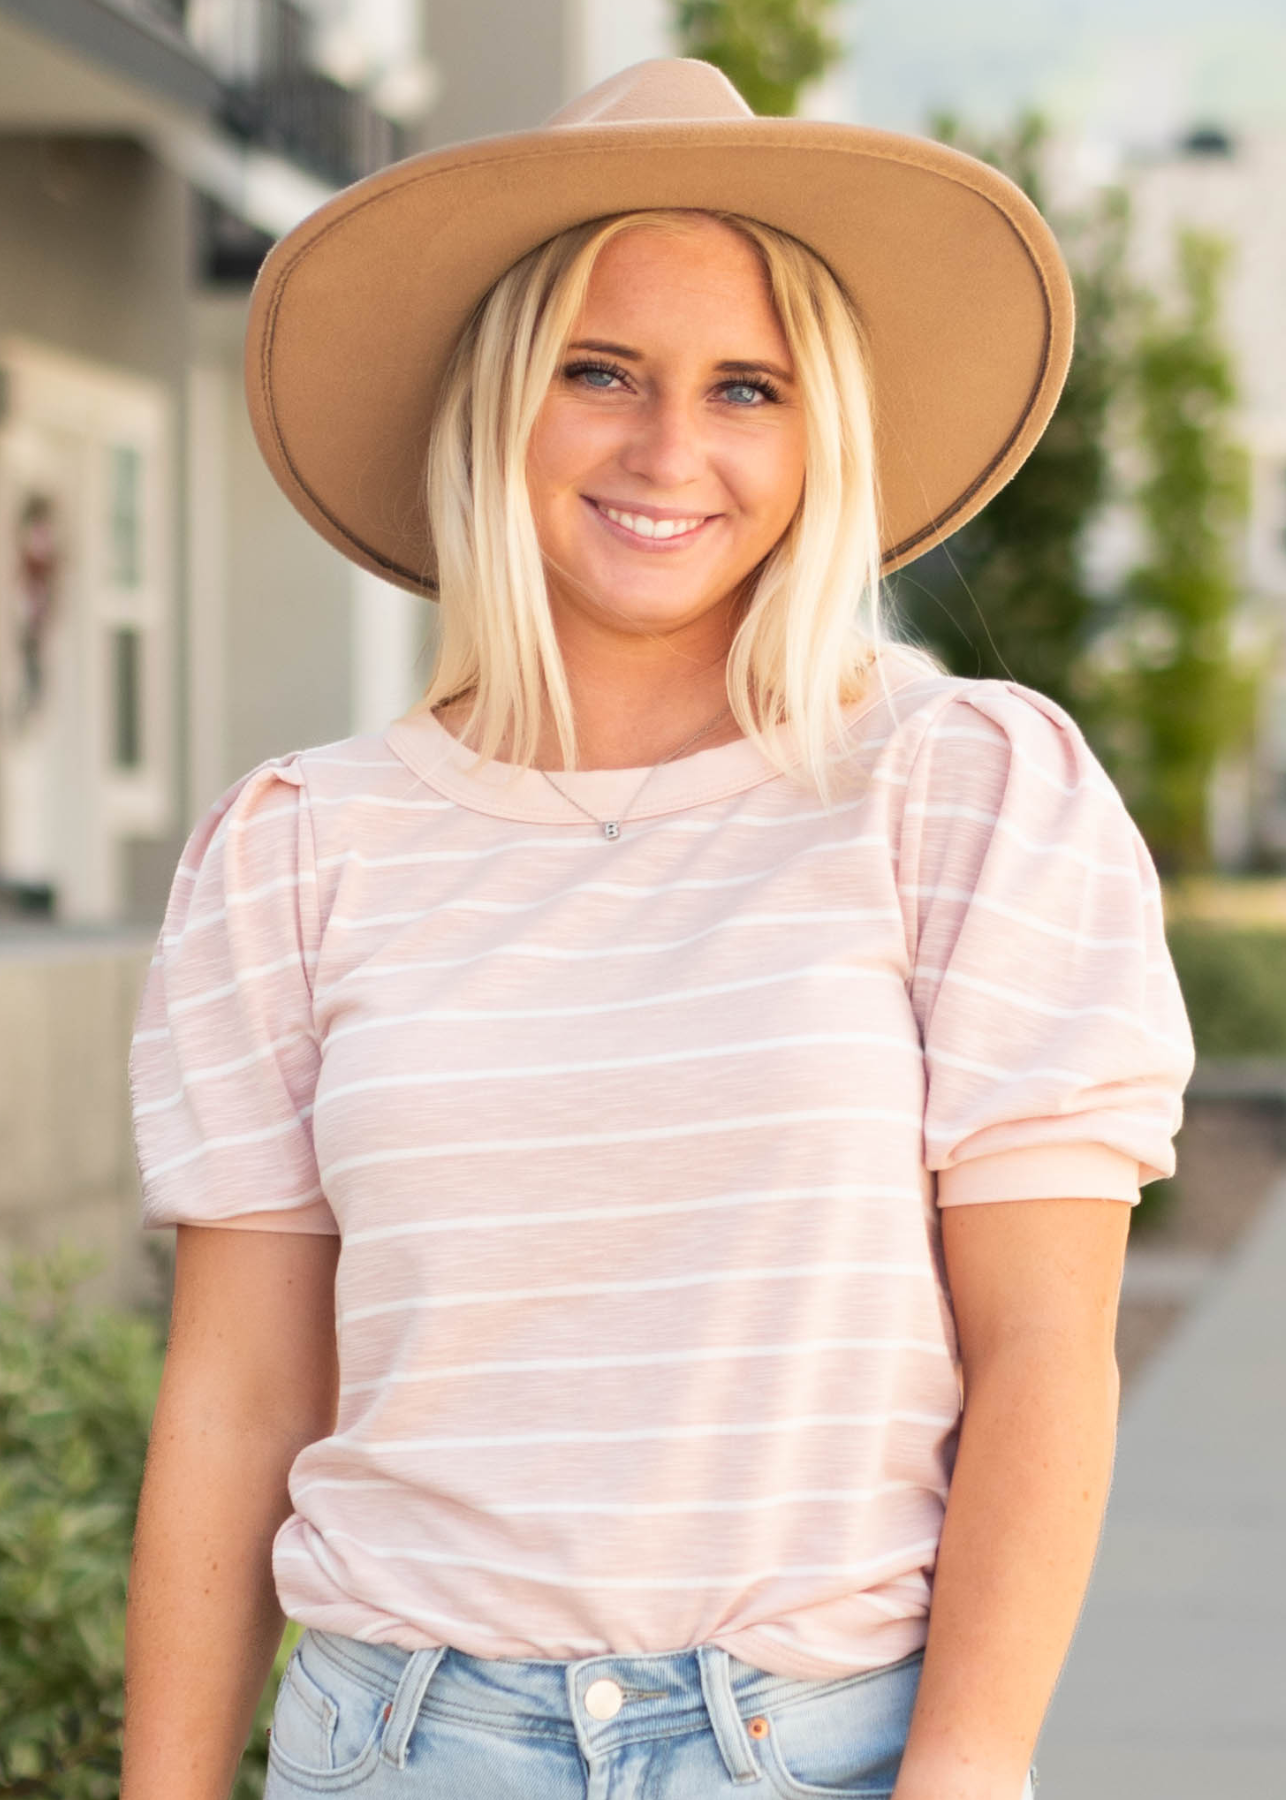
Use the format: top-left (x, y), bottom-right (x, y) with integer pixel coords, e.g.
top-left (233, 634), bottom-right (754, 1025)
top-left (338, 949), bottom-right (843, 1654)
top-left (123, 60), bottom-right (1193, 1800)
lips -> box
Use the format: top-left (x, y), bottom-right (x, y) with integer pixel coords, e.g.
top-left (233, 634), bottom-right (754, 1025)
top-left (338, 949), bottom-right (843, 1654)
top-left (586, 497), bottom-right (715, 547)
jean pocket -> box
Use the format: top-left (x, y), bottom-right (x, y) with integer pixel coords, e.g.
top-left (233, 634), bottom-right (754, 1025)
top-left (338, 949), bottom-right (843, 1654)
top-left (267, 1636), bottom-right (387, 1791)
top-left (750, 1651), bottom-right (922, 1800)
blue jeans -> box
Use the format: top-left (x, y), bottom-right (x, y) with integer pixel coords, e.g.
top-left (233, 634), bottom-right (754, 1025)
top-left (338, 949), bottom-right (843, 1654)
top-left (264, 1627), bottom-right (1036, 1798)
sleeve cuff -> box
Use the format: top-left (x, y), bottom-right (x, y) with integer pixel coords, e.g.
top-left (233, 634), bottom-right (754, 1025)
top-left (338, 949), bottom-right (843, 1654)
top-left (148, 1198), bottom-right (339, 1235)
top-left (935, 1143), bottom-right (1141, 1206)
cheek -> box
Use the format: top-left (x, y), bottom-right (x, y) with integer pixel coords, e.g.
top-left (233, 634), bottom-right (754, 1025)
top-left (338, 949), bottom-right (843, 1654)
top-left (736, 432), bottom-right (806, 538)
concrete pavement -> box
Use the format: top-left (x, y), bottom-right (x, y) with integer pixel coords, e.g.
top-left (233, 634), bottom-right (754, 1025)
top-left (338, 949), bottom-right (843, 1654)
top-left (1035, 1172), bottom-right (1286, 1797)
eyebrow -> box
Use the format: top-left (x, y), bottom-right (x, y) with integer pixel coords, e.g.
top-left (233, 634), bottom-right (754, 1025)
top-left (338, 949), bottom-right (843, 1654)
top-left (567, 339), bottom-right (796, 384)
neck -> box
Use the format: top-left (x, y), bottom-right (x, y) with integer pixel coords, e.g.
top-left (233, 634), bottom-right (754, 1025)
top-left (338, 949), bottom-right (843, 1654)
top-left (435, 616), bottom-right (746, 772)
top-left (535, 590), bottom-right (742, 769)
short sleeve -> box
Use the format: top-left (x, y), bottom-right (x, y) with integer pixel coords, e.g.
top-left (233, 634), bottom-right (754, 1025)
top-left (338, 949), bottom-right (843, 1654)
top-left (129, 757), bottom-right (338, 1235)
top-left (897, 681), bottom-right (1195, 1206)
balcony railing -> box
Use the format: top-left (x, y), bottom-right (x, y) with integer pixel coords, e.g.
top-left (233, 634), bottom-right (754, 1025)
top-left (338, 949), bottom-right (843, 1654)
top-left (131, 0), bottom-right (408, 187)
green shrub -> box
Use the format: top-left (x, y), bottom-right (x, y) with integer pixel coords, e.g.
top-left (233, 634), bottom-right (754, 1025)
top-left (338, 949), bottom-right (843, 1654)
top-left (0, 1251), bottom-right (286, 1799)
top-left (1166, 922), bottom-right (1286, 1056)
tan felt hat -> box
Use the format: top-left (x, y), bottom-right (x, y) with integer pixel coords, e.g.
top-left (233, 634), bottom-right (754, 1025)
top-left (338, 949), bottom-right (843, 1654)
top-left (244, 57), bottom-right (1075, 597)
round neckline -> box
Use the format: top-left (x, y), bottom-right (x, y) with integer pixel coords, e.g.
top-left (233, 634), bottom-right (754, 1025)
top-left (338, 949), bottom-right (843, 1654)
top-left (384, 708), bottom-right (783, 825)
top-left (384, 653), bottom-right (937, 827)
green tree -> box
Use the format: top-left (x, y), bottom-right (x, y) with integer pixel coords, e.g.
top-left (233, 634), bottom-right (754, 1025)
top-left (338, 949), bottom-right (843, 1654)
top-left (1091, 229), bottom-right (1255, 873)
top-left (889, 111), bottom-right (1136, 717)
top-left (671, 0), bottom-right (843, 115)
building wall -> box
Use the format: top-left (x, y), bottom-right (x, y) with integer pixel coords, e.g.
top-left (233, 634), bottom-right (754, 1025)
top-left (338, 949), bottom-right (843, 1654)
top-left (0, 136), bottom-right (192, 922)
top-left (0, 933), bottom-right (155, 1309)
top-left (423, 0), bottom-right (575, 146)
top-left (0, 136), bottom-right (189, 381)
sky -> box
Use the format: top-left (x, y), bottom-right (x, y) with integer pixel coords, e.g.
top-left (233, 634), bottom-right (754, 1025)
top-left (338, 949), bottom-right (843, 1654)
top-left (839, 0), bottom-right (1286, 142)
top-left (584, 0), bottom-right (1286, 146)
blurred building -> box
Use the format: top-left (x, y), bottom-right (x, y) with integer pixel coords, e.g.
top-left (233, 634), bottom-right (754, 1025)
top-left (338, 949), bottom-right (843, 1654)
top-left (0, 0), bottom-right (667, 1299)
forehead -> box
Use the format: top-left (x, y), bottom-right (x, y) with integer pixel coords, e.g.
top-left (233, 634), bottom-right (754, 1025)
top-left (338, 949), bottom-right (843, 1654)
top-left (577, 219), bottom-right (784, 340)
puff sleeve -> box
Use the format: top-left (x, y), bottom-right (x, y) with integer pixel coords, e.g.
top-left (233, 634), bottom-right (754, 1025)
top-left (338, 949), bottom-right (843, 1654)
top-left (129, 757), bottom-right (338, 1234)
top-left (898, 681), bottom-right (1195, 1206)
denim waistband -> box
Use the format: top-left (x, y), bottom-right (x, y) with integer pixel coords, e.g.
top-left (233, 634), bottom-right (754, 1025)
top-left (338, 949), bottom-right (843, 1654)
top-left (298, 1627), bottom-right (924, 1780)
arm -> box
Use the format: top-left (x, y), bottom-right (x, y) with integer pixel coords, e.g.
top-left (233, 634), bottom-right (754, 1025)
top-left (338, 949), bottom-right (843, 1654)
top-left (892, 1195), bottom-right (1130, 1800)
top-left (121, 1225), bottom-right (340, 1800)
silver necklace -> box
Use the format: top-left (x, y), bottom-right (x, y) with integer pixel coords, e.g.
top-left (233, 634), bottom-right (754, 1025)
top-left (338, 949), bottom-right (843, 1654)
top-left (538, 704), bottom-right (733, 840)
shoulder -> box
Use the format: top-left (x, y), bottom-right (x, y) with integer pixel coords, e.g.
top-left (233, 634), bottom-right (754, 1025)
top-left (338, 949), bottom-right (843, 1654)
top-left (194, 731), bottom-right (400, 845)
top-left (856, 658), bottom-right (1112, 803)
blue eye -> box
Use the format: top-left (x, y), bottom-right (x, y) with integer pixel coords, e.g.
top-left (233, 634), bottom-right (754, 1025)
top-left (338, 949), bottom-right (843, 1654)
top-left (564, 360), bottom-right (629, 390)
top-left (724, 382), bottom-right (763, 405)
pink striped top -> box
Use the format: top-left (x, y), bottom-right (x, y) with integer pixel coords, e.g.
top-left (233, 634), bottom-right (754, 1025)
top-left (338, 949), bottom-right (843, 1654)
top-left (129, 660), bottom-right (1193, 1679)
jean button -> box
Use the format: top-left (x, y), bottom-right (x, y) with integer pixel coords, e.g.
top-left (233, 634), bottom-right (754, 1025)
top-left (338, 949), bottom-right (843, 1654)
top-left (584, 1677), bottom-right (624, 1719)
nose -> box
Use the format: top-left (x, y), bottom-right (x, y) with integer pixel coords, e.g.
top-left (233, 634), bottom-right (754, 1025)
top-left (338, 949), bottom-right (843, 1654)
top-left (616, 393), bottom-right (707, 490)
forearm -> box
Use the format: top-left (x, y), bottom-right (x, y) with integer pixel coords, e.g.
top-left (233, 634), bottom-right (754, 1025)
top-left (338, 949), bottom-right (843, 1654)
top-left (121, 1395), bottom-right (302, 1800)
top-left (893, 1335), bottom-right (1120, 1800)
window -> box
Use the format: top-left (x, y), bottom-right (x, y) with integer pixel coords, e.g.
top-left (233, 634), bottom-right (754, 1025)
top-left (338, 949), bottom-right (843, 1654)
top-left (107, 442), bottom-right (143, 587)
top-left (110, 625), bottom-right (143, 768)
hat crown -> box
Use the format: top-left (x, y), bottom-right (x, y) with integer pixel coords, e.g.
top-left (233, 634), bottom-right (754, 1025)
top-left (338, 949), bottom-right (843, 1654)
top-left (546, 58), bottom-right (754, 130)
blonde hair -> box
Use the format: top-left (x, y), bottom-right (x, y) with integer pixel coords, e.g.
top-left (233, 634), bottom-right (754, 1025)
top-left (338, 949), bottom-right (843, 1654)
top-left (417, 207), bottom-right (937, 800)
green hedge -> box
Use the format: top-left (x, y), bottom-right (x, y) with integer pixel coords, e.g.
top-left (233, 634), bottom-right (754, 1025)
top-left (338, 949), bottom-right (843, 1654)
top-left (0, 1253), bottom-right (284, 1799)
top-left (1165, 922), bottom-right (1286, 1057)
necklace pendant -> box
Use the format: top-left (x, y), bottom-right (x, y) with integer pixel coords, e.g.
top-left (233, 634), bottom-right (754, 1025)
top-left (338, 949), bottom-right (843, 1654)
top-left (603, 821), bottom-right (621, 840)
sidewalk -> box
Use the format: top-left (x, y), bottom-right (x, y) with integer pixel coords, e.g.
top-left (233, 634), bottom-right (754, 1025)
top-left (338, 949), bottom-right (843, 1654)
top-left (1035, 1171), bottom-right (1286, 1798)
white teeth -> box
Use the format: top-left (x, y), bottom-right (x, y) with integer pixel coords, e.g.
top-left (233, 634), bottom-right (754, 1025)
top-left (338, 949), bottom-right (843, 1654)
top-left (599, 505), bottom-right (705, 540)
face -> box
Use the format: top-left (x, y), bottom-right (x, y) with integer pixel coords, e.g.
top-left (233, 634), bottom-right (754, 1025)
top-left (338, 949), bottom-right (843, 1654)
top-left (525, 218), bottom-right (807, 654)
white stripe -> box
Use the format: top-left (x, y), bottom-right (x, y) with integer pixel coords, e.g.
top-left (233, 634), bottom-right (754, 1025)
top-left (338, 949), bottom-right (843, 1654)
top-left (336, 1332), bottom-right (951, 1396)
top-left (339, 1258), bottom-right (932, 1328)
top-left (315, 1032), bottom-right (918, 1110)
top-left (160, 953), bottom-right (308, 1021)
top-left (912, 965), bottom-right (1181, 1042)
top-left (146, 1183), bottom-right (325, 1217)
top-left (335, 1409), bottom-right (955, 1455)
top-left (923, 1108), bottom-right (1169, 1150)
top-left (308, 791), bottom-right (454, 813)
top-left (160, 871), bottom-right (317, 948)
top-left (268, 1561), bottom-right (608, 1653)
top-left (131, 1028), bottom-right (313, 1114)
top-left (343, 1183), bottom-right (923, 1249)
top-left (752, 1610), bottom-right (924, 1660)
top-left (322, 961), bottom-right (898, 1038)
top-left (321, 1106), bottom-right (922, 1181)
top-left (315, 830), bottom-right (887, 881)
top-left (321, 870), bottom-right (903, 926)
top-left (905, 802), bottom-right (1146, 880)
top-left (476, 1484), bottom-right (939, 1517)
top-left (222, 798), bottom-right (307, 833)
top-left (315, 929), bottom-right (909, 1000)
top-left (927, 1046), bottom-right (1095, 1086)
top-left (921, 724), bottom-right (1109, 800)
top-left (141, 1113), bottom-right (311, 1180)
top-left (289, 1524), bottom-right (944, 1592)
top-left (291, 1478), bottom-right (946, 1516)
top-left (903, 884), bottom-right (1146, 950)
top-left (303, 754), bottom-right (408, 768)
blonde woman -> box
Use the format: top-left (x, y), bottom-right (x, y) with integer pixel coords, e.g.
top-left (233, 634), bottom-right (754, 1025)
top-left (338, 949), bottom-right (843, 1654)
top-left (123, 60), bottom-right (1193, 1800)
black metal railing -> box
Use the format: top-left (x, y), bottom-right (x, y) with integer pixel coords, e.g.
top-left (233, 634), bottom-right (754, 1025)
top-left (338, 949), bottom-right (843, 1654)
top-left (117, 0), bottom-right (407, 187)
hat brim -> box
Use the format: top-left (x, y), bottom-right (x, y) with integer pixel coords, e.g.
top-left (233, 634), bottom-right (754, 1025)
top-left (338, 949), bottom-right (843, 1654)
top-left (245, 117), bottom-right (1074, 597)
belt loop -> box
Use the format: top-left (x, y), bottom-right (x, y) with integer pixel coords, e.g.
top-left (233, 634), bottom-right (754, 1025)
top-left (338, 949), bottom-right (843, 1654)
top-left (697, 1644), bottom-right (761, 1784)
top-left (379, 1645), bottom-right (447, 1768)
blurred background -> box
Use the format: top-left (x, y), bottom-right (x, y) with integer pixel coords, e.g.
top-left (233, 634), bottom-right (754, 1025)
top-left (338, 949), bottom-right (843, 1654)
top-left (0, 4), bottom-right (1282, 1796)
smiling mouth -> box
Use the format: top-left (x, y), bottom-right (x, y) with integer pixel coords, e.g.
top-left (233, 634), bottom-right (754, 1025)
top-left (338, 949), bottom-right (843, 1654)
top-left (587, 499), bottom-right (713, 544)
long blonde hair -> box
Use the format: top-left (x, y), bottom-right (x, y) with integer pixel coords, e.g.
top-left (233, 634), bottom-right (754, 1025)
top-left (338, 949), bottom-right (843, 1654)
top-left (417, 207), bottom-right (937, 799)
